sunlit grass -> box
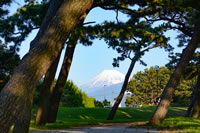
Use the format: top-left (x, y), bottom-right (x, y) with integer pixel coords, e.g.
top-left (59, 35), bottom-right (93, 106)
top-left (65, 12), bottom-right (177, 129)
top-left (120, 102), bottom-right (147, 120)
top-left (30, 104), bottom-right (200, 132)
top-left (162, 117), bottom-right (200, 133)
top-left (30, 105), bottom-right (189, 130)
top-left (133, 106), bottom-right (200, 132)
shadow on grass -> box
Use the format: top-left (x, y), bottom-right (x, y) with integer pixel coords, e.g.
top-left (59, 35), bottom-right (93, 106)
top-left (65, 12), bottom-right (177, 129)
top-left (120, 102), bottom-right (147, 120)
top-left (30, 120), bottom-right (102, 130)
top-left (31, 106), bottom-right (194, 131)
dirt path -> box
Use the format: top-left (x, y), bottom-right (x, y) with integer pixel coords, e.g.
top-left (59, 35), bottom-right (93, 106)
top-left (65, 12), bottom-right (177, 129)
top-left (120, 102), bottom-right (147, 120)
top-left (29, 121), bottom-right (180, 133)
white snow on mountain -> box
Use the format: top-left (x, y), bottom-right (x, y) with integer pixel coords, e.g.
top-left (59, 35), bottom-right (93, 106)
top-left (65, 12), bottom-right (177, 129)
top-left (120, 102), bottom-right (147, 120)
top-left (80, 70), bottom-right (125, 93)
top-left (80, 70), bottom-right (132, 107)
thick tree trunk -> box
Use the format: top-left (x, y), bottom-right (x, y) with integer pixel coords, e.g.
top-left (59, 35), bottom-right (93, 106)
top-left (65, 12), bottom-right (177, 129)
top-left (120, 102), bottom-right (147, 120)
top-left (191, 72), bottom-right (200, 118)
top-left (13, 89), bottom-right (34, 133)
top-left (35, 50), bottom-right (61, 125)
top-left (192, 97), bottom-right (200, 118)
top-left (0, 0), bottom-right (93, 132)
top-left (185, 72), bottom-right (200, 117)
top-left (185, 90), bottom-right (197, 117)
top-left (13, 0), bottom-right (64, 128)
top-left (47, 42), bottom-right (76, 123)
top-left (107, 58), bottom-right (137, 120)
top-left (30, 0), bottom-right (64, 49)
top-left (13, 0), bottom-right (64, 129)
top-left (150, 18), bottom-right (200, 125)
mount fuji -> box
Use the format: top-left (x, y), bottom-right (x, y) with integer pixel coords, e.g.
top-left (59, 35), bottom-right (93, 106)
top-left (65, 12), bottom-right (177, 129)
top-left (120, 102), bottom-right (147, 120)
top-left (80, 70), bottom-right (131, 107)
top-left (81, 70), bottom-right (125, 93)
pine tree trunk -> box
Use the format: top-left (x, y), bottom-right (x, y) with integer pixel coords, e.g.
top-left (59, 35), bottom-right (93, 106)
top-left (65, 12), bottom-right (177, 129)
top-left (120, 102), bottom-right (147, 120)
top-left (185, 91), bottom-right (197, 117)
top-left (185, 72), bottom-right (200, 117)
top-left (150, 18), bottom-right (200, 125)
top-left (107, 58), bottom-right (137, 120)
top-left (191, 72), bottom-right (200, 118)
top-left (192, 97), bottom-right (200, 118)
top-left (35, 51), bottom-right (61, 125)
top-left (13, 0), bottom-right (64, 129)
top-left (0, 0), bottom-right (93, 132)
top-left (47, 42), bottom-right (76, 123)
top-left (30, 0), bottom-right (64, 49)
top-left (13, 89), bottom-right (34, 133)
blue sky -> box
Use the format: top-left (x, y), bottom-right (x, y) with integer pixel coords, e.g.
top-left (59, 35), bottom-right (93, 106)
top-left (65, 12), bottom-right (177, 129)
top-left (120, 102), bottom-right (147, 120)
top-left (10, 2), bottom-right (182, 87)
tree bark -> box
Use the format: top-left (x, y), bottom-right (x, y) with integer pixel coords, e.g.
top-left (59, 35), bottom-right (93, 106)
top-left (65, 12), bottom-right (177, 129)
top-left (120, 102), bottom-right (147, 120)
top-left (13, 0), bottom-right (64, 129)
top-left (0, 0), bottom-right (93, 132)
top-left (13, 0), bottom-right (64, 130)
top-left (191, 72), bottom-right (200, 118)
top-left (30, 0), bottom-right (64, 49)
top-left (185, 72), bottom-right (200, 117)
top-left (35, 50), bottom-right (61, 125)
top-left (13, 89), bottom-right (34, 133)
top-left (107, 57), bottom-right (137, 120)
top-left (192, 93), bottom-right (200, 118)
top-left (47, 41), bottom-right (77, 123)
top-left (185, 89), bottom-right (197, 117)
top-left (150, 18), bottom-right (200, 125)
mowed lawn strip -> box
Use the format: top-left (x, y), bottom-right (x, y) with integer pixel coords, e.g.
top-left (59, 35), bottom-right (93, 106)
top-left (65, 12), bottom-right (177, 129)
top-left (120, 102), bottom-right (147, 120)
top-left (30, 105), bottom-right (189, 130)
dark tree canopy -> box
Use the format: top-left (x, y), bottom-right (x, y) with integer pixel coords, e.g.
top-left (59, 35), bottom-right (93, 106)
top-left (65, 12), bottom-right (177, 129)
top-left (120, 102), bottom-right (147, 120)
top-left (0, 43), bottom-right (20, 91)
top-left (0, 1), bottom-right (48, 51)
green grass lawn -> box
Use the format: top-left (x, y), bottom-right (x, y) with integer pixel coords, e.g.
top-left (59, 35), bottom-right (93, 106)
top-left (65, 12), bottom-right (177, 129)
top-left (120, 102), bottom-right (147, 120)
top-left (30, 105), bottom-right (194, 131)
top-left (161, 117), bottom-right (200, 133)
top-left (30, 106), bottom-right (154, 129)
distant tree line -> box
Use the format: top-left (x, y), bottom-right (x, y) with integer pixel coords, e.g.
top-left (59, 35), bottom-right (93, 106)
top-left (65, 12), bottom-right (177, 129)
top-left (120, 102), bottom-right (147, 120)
top-left (126, 66), bottom-right (196, 106)
top-left (33, 80), bottom-right (109, 108)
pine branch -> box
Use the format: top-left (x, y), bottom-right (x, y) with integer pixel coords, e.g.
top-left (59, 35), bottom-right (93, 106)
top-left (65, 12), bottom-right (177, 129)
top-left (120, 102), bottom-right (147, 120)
top-left (12, 27), bottom-right (40, 35)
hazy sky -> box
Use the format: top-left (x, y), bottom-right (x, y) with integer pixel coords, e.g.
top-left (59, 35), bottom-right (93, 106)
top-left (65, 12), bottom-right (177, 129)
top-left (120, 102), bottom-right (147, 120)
top-left (10, 2), bottom-right (182, 87)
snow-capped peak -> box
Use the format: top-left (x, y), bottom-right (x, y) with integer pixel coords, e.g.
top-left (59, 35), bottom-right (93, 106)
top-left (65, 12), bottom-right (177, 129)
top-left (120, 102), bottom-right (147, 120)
top-left (81, 70), bottom-right (125, 89)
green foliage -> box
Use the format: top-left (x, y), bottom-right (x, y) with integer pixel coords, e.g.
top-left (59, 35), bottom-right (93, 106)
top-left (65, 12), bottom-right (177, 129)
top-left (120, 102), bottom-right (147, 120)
top-left (32, 80), bottom-right (95, 107)
top-left (0, 0), bottom-right (198, 51)
top-left (82, 93), bottom-right (95, 108)
top-left (167, 51), bottom-right (200, 80)
top-left (103, 99), bottom-right (111, 106)
top-left (1, 0), bottom-right (197, 57)
top-left (91, 0), bottom-right (199, 68)
top-left (126, 66), bottom-right (196, 106)
top-left (173, 79), bottom-right (195, 105)
top-left (126, 66), bottom-right (170, 105)
top-left (94, 100), bottom-right (104, 107)
top-left (0, 0), bottom-right (12, 17)
top-left (87, 19), bottom-right (171, 67)
top-left (61, 80), bottom-right (95, 108)
top-left (33, 81), bottom-right (43, 105)
top-left (0, 1), bottom-right (48, 51)
top-left (94, 99), bottom-right (111, 107)
top-left (0, 43), bottom-right (20, 91)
